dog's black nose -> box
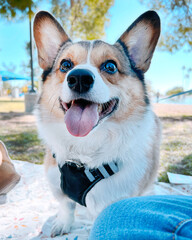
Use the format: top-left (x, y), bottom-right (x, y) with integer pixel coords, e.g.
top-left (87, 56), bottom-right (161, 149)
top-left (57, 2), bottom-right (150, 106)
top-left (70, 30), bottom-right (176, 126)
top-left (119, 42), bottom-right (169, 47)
top-left (67, 69), bottom-right (94, 93)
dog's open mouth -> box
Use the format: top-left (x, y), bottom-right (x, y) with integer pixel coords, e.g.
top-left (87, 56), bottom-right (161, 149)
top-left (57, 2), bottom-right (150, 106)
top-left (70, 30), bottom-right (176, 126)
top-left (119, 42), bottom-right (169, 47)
top-left (59, 98), bottom-right (119, 137)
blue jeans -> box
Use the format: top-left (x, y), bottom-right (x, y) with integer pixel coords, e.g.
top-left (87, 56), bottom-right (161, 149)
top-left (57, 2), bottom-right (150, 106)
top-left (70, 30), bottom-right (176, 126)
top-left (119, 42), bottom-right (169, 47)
top-left (89, 195), bottom-right (192, 240)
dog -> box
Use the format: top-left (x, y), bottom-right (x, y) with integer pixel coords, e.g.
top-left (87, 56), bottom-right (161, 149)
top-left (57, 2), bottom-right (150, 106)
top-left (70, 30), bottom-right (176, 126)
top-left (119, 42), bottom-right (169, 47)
top-left (33, 10), bottom-right (161, 236)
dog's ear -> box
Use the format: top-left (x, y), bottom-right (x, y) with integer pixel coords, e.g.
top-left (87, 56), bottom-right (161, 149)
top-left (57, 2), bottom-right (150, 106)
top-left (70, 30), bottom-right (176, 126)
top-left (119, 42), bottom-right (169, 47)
top-left (116, 11), bottom-right (160, 73)
top-left (33, 11), bottom-right (70, 70)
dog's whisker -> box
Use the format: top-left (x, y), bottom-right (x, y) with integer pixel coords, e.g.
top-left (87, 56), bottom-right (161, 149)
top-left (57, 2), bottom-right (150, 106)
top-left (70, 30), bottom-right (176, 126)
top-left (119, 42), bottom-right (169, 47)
top-left (50, 96), bottom-right (59, 114)
top-left (47, 86), bottom-right (61, 105)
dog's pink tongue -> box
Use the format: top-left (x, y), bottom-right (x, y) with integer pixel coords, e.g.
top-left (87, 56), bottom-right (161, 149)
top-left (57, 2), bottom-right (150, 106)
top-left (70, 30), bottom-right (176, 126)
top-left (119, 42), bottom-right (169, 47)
top-left (64, 102), bottom-right (99, 137)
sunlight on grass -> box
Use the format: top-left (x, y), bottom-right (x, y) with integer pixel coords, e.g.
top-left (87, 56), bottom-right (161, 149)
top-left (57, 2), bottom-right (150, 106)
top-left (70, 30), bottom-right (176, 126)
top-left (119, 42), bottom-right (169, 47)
top-left (0, 99), bottom-right (25, 112)
top-left (159, 154), bottom-right (192, 182)
top-left (158, 117), bottom-right (192, 182)
top-left (0, 130), bottom-right (45, 164)
top-left (0, 103), bottom-right (191, 180)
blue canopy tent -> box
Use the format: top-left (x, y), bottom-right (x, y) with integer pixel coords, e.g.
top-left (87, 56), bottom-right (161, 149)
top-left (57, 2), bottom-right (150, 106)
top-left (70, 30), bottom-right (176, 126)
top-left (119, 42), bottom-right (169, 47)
top-left (0, 71), bottom-right (30, 81)
top-left (0, 71), bottom-right (32, 97)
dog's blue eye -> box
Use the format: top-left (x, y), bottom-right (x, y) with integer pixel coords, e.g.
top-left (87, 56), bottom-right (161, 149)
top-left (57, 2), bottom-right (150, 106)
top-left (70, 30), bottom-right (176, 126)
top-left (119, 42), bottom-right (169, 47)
top-left (60, 59), bottom-right (73, 72)
top-left (101, 60), bottom-right (117, 74)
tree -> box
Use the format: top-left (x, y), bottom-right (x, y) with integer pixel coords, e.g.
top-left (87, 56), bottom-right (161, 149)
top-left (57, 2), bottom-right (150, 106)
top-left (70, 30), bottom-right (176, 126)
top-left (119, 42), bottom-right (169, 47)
top-left (166, 86), bottom-right (184, 96)
top-left (21, 42), bottom-right (40, 77)
top-left (140, 0), bottom-right (192, 53)
top-left (3, 81), bottom-right (11, 91)
top-left (2, 62), bottom-right (17, 73)
top-left (1, 0), bottom-right (114, 92)
top-left (51, 0), bottom-right (114, 40)
top-left (0, 0), bottom-right (36, 19)
top-left (0, 0), bottom-right (39, 92)
top-left (182, 66), bottom-right (192, 90)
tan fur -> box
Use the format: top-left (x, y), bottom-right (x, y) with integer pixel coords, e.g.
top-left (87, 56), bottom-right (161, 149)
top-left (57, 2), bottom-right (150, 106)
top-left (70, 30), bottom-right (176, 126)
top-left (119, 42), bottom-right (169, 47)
top-left (119, 17), bottom-right (160, 72)
top-left (38, 44), bottom-right (90, 121)
top-left (111, 75), bottom-right (146, 122)
top-left (34, 12), bottom-right (69, 69)
top-left (39, 78), bottom-right (63, 121)
top-left (56, 44), bottom-right (88, 83)
top-left (88, 43), bottom-right (146, 122)
top-left (58, 45), bottom-right (88, 67)
top-left (44, 148), bottom-right (57, 173)
top-left (90, 43), bottom-right (126, 77)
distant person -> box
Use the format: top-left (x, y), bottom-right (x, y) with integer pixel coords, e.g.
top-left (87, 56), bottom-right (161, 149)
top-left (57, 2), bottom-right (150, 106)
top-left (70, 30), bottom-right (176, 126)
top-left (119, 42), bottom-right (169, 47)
top-left (156, 91), bottom-right (160, 103)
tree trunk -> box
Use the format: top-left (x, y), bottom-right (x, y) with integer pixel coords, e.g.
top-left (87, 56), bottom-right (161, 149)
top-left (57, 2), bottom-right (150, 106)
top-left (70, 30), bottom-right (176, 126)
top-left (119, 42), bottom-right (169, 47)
top-left (29, 17), bottom-right (35, 92)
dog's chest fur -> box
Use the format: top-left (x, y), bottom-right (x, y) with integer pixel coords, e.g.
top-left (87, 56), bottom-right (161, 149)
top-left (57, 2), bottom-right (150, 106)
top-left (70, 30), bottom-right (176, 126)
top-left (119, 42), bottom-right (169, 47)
top-left (37, 105), bottom-right (156, 169)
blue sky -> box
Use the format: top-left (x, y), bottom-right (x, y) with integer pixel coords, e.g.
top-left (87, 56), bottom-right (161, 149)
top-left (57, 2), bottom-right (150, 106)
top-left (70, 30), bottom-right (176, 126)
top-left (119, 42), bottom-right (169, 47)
top-left (0, 0), bottom-right (191, 94)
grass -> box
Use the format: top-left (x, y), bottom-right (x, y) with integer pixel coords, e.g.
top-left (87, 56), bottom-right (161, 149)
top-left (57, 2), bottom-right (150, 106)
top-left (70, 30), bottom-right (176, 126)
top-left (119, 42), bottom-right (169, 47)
top-left (0, 130), bottom-right (45, 164)
top-left (159, 154), bottom-right (192, 182)
top-left (158, 116), bottom-right (192, 182)
top-left (0, 100), bottom-right (191, 182)
top-left (0, 98), bottom-right (25, 112)
top-left (0, 98), bottom-right (44, 164)
top-left (164, 140), bottom-right (185, 151)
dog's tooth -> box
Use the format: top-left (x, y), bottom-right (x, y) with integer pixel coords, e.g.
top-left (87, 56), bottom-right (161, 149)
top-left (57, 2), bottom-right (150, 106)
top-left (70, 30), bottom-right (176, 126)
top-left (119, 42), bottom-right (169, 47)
top-left (98, 104), bottom-right (102, 113)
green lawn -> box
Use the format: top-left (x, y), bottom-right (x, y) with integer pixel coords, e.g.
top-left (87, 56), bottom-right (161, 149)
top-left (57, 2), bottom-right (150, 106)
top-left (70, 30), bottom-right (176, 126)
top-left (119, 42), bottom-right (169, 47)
top-left (0, 98), bottom-right (25, 112)
top-left (158, 116), bottom-right (192, 182)
top-left (0, 101), bottom-right (191, 182)
top-left (0, 130), bottom-right (44, 164)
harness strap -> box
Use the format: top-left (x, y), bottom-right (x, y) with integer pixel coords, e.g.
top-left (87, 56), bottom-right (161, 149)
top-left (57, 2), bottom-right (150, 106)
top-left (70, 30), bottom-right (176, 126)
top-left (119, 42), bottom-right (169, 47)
top-left (54, 153), bottom-right (118, 206)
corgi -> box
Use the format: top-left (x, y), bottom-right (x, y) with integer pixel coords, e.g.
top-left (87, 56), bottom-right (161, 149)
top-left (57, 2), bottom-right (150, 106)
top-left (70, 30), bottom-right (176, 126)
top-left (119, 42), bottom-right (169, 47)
top-left (33, 10), bottom-right (161, 236)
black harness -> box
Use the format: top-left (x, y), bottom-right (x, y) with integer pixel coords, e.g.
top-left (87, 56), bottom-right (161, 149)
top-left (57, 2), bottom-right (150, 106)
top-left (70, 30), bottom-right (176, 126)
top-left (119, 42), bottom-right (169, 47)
top-left (53, 154), bottom-right (118, 206)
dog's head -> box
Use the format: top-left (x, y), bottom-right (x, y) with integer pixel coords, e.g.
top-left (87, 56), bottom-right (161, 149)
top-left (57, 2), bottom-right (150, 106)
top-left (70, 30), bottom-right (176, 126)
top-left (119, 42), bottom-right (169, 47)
top-left (34, 11), bottom-right (160, 137)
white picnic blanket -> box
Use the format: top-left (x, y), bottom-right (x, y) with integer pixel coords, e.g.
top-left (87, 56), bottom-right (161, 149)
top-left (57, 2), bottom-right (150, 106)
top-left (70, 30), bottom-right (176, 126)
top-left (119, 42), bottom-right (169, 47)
top-left (0, 161), bottom-right (191, 240)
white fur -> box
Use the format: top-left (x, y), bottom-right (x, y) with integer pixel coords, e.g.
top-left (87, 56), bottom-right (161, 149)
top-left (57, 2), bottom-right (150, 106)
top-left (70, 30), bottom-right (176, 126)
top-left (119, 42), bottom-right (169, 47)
top-left (86, 41), bottom-right (94, 64)
top-left (37, 105), bottom-right (156, 214)
top-left (36, 92), bottom-right (159, 236)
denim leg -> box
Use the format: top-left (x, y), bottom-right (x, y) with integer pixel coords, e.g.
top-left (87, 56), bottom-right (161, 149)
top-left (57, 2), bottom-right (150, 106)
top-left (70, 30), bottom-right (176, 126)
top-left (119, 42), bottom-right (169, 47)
top-left (174, 219), bottom-right (192, 239)
top-left (89, 195), bottom-right (192, 240)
